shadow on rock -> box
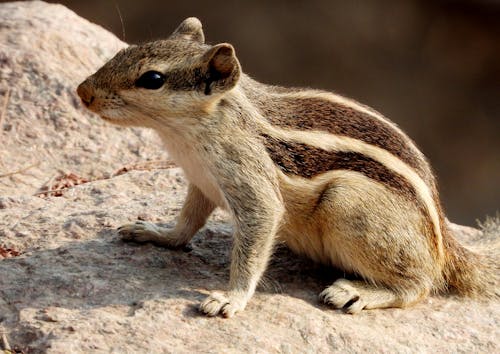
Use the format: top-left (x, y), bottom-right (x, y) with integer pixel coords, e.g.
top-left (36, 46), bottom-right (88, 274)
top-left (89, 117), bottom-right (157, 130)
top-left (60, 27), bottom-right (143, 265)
top-left (0, 226), bottom-right (342, 324)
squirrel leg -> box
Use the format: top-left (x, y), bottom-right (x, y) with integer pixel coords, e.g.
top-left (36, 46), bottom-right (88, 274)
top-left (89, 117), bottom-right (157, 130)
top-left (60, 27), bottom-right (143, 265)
top-left (311, 178), bottom-right (437, 313)
top-left (199, 213), bottom-right (281, 317)
top-left (118, 183), bottom-right (215, 248)
top-left (199, 143), bottom-right (283, 317)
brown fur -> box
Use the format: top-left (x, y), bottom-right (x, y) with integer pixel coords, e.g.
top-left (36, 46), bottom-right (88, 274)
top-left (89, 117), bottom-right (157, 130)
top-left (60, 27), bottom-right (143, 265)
top-left (254, 95), bottom-right (431, 182)
top-left (262, 133), bottom-right (417, 196)
top-left (77, 17), bottom-right (498, 317)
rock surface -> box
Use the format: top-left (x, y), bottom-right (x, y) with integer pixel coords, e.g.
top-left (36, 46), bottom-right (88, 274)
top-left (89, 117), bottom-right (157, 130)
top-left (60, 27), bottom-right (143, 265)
top-left (0, 2), bottom-right (498, 353)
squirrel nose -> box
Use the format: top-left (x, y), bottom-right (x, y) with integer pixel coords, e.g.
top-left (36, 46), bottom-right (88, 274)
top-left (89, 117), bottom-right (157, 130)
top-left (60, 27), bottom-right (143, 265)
top-left (77, 81), bottom-right (95, 107)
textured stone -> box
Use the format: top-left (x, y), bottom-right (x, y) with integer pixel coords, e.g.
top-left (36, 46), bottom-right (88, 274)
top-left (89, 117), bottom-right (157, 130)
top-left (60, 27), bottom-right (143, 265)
top-left (0, 2), bottom-right (498, 353)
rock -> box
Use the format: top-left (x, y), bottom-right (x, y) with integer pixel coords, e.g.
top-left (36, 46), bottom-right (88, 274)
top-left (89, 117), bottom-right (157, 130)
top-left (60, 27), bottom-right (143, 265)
top-left (0, 0), bottom-right (165, 197)
top-left (0, 2), bottom-right (498, 353)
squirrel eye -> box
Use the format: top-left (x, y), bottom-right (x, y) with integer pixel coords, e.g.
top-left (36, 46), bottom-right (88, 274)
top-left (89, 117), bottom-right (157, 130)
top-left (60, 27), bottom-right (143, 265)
top-left (135, 71), bottom-right (166, 89)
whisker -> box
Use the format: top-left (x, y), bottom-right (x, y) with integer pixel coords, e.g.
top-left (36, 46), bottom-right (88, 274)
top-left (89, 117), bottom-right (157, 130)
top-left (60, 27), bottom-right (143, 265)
top-left (114, 0), bottom-right (126, 41)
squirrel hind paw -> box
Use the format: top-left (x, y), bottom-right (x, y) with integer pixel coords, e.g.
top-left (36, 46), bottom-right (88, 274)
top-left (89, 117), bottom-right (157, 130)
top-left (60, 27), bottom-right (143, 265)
top-left (320, 278), bottom-right (407, 314)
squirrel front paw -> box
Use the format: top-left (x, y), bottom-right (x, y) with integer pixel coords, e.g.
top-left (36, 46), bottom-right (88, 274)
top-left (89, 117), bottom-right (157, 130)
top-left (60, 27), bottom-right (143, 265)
top-left (118, 221), bottom-right (163, 242)
top-left (199, 291), bottom-right (248, 318)
top-left (117, 221), bottom-right (182, 248)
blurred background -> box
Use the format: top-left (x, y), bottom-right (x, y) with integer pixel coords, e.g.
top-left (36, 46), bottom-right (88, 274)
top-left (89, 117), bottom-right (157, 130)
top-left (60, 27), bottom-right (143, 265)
top-left (23, 0), bottom-right (500, 225)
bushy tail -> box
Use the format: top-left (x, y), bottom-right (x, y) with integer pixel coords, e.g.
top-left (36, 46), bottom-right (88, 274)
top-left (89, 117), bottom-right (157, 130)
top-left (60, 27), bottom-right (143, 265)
top-left (443, 215), bottom-right (499, 298)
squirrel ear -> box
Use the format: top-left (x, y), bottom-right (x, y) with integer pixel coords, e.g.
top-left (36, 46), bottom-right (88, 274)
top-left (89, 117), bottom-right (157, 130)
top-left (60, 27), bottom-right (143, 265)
top-left (171, 17), bottom-right (205, 44)
top-left (205, 44), bottom-right (237, 79)
top-left (202, 43), bottom-right (240, 95)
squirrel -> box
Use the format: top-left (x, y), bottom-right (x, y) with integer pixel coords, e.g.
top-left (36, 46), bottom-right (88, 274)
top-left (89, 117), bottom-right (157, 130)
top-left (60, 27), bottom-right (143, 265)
top-left (77, 17), bottom-right (498, 317)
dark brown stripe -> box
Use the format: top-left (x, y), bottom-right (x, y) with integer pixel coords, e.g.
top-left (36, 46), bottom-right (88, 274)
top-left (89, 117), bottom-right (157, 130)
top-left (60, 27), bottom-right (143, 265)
top-left (164, 67), bottom-right (203, 91)
top-left (164, 66), bottom-right (236, 94)
top-left (255, 96), bottom-right (430, 182)
top-left (262, 134), bottom-right (417, 200)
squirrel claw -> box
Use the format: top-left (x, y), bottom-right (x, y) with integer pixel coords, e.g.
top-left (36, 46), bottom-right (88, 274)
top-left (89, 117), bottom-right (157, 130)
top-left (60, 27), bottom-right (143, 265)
top-left (199, 291), bottom-right (247, 318)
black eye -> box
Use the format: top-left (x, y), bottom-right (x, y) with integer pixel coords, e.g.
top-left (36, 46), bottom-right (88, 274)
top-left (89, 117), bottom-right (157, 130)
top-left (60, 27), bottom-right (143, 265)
top-left (135, 71), bottom-right (166, 89)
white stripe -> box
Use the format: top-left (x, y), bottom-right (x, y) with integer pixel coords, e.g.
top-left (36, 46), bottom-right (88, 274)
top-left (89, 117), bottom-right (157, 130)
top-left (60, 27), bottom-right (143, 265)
top-left (271, 90), bottom-right (426, 161)
top-left (263, 124), bottom-right (443, 259)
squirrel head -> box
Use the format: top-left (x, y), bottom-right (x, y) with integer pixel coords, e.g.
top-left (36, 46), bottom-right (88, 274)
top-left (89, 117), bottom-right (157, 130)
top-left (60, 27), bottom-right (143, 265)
top-left (77, 17), bottom-right (241, 127)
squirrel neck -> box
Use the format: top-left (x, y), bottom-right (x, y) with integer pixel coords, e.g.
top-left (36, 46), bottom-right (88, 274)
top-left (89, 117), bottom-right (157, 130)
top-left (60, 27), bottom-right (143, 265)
top-left (207, 75), bottom-right (268, 127)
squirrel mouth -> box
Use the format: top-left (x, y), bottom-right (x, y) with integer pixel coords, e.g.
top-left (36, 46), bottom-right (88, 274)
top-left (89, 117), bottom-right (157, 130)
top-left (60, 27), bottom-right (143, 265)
top-left (99, 115), bottom-right (118, 122)
top-left (98, 114), bottom-right (130, 126)
top-left (95, 107), bottom-right (127, 123)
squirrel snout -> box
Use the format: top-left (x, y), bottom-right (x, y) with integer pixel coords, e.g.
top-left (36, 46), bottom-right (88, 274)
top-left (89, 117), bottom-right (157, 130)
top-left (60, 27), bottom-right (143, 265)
top-left (77, 81), bottom-right (95, 108)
